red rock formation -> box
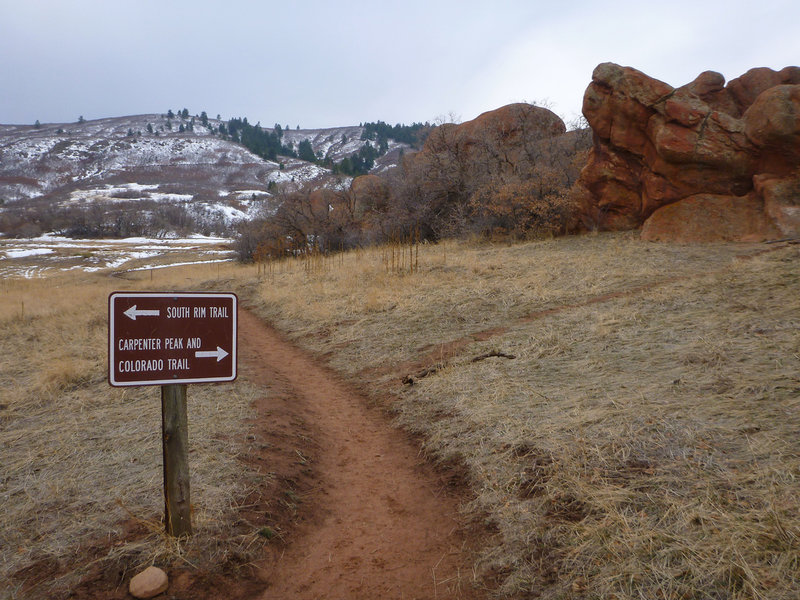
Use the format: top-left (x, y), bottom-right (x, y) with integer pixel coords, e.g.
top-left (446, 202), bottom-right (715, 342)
top-left (575, 62), bottom-right (800, 241)
top-left (413, 103), bottom-right (568, 190)
top-left (352, 103), bottom-right (586, 239)
top-left (640, 193), bottom-right (781, 242)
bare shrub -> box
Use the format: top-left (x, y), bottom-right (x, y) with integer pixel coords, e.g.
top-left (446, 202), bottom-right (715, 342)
top-left (468, 180), bottom-right (581, 239)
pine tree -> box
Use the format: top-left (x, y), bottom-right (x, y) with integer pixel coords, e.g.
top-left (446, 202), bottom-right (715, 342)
top-left (297, 139), bottom-right (316, 163)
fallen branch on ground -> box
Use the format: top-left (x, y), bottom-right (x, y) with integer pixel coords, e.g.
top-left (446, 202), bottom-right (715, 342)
top-left (471, 351), bottom-right (517, 363)
top-left (403, 352), bottom-right (516, 385)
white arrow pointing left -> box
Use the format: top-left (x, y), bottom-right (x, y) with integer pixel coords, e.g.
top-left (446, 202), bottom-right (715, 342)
top-left (195, 346), bottom-right (229, 362)
top-left (124, 305), bottom-right (161, 320)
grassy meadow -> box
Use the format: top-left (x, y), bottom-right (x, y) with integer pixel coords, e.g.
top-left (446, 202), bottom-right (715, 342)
top-left (243, 233), bottom-right (800, 599)
top-left (1, 232), bottom-right (799, 599)
top-left (0, 261), bottom-right (269, 599)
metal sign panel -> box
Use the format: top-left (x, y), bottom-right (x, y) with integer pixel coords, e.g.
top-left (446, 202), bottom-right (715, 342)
top-left (109, 292), bottom-right (237, 386)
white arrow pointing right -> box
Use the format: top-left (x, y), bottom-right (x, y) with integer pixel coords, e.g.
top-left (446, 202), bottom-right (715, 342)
top-left (195, 346), bottom-right (229, 362)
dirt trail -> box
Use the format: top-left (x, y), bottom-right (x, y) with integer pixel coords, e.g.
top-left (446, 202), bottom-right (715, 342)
top-left (237, 309), bottom-right (485, 600)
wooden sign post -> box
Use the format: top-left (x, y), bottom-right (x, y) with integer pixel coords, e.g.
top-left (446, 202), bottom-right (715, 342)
top-left (109, 292), bottom-right (238, 537)
top-left (161, 383), bottom-right (191, 537)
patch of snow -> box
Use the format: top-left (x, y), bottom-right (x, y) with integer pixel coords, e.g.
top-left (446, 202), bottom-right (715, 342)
top-left (0, 233), bottom-right (233, 277)
top-left (91, 251), bottom-right (161, 271)
top-left (25, 233), bottom-right (229, 245)
top-left (122, 183), bottom-right (159, 192)
top-left (149, 192), bottom-right (194, 202)
top-left (5, 248), bottom-right (55, 258)
top-left (124, 258), bottom-right (234, 272)
top-left (231, 189), bottom-right (271, 199)
top-left (3, 248), bottom-right (55, 258)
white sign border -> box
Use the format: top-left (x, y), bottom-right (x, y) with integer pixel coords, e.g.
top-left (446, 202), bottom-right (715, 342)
top-left (109, 291), bottom-right (238, 387)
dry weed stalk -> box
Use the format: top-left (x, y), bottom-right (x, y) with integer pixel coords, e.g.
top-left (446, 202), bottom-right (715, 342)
top-left (382, 228), bottom-right (421, 275)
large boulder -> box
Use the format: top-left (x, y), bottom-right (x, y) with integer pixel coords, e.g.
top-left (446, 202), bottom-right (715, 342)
top-left (576, 62), bottom-right (800, 241)
top-left (641, 193), bottom-right (781, 242)
top-left (409, 103), bottom-right (567, 187)
top-left (391, 103), bottom-right (586, 237)
top-left (744, 84), bottom-right (800, 173)
top-left (727, 66), bottom-right (800, 116)
top-left (753, 173), bottom-right (800, 236)
top-left (410, 103), bottom-right (568, 193)
top-left (446, 102), bottom-right (566, 160)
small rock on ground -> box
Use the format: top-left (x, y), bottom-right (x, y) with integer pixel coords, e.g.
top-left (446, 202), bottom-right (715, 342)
top-left (129, 565), bottom-right (168, 598)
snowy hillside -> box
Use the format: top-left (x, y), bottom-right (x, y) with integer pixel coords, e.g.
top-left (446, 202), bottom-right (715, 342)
top-left (0, 113), bottom-right (410, 237)
top-left (280, 126), bottom-right (407, 165)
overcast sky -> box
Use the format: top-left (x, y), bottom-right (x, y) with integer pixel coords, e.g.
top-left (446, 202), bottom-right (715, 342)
top-left (2, 0), bottom-right (798, 128)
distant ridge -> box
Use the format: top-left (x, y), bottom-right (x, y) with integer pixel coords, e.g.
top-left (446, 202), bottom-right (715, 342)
top-left (0, 113), bottom-right (411, 238)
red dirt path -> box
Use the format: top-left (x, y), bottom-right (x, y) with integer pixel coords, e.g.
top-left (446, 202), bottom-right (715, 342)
top-left (238, 309), bottom-right (487, 600)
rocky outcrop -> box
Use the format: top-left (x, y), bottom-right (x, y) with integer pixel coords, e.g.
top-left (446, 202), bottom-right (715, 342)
top-left (640, 193), bottom-right (781, 242)
top-left (415, 103), bottom-right (568, 190)
top-left (384, 103), bottom-right (588, 238)
top-left (575, 62), bottom-right (800, 241)
top-left (339, 103), bottom-right (589, 240)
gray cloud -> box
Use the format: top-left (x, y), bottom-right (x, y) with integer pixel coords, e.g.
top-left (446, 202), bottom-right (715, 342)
top-left (1, 0), bottom-right (798, 127)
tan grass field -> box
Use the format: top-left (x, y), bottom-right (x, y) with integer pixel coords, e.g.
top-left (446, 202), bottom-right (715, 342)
top-left (242, 233), bottom-right (800, 599)
top-left (0, 262), bottom-right (267, 599)
top-left (2, 233), bottom-right (799, 599)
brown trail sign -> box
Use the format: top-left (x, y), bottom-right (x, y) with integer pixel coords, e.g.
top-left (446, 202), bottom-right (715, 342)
top-left (108, 291), bottom-right (238, 536)
top-left (109, 292), bottom-right (237, 386)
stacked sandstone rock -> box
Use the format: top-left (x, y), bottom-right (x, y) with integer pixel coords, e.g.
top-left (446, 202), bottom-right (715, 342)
top-left (575, 63), bottom-right (800, 241)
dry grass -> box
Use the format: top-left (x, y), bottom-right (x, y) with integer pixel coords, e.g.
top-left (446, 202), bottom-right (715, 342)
top-left (243, 233), bottom-right (800, 599)
top-left (245, 233), bottom-right (753, 378)
top-left (0, 263), bottom-right (268, 599)
top-left (4, 234), bottom-right (798, 599)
